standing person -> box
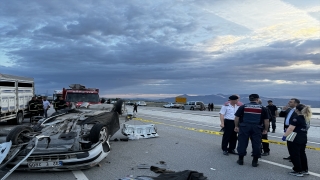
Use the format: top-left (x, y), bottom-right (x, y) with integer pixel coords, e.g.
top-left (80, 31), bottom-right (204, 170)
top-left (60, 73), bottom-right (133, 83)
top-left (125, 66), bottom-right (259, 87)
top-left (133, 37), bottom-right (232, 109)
top-left (279, 98), bottom-right (300, 160)
top-left (219, 95), bottom-right (239, 155)
top-left (53, 96), bottom-right (60, 112)
top-left (37, 96), bottom-right (44, 117)
top-left (28, 96), bottom-right (38, 122)
top-left (210, 103), bottom-right (214, 111)
top-left (258, 99), bottom-right (273, 156)
top-left (208, 103), bottom-right (211, 111)
top-left (42, 96), bottom-right (50, 118)
top-left (282, 104), bottom-right (311, 177)
top-left (234, 94), bottom-right (269, 167)
top-left (266, 100), bottom-right (278, 133)
top-left (56, 96), bottom-right (67, 110)
top-left (133, 103), bottom-right (138, 113)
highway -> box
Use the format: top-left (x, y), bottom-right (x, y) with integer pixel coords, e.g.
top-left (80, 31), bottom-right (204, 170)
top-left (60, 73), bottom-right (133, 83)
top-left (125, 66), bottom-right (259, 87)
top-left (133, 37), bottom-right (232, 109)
top-left (1, 106), bottom-right (319, 180)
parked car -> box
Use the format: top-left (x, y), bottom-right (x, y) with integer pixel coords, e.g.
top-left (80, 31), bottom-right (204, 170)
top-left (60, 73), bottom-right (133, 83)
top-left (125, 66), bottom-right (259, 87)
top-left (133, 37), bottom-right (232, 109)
top-left (137, 101), bottom-right (147, 106)
top-left (0, 100), bottom-right (124, 178)
top-left (126, 101), bottom-right (134, 106)
top-left (182, 101), bottom-right (205, 111)
top-left (163, 103), bottom-right (182, 108)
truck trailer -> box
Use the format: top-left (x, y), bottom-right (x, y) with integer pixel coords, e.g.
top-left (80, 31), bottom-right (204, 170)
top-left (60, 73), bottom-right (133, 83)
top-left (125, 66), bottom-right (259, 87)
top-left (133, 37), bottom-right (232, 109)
top-left (0, 73), bottom-right (34, 124)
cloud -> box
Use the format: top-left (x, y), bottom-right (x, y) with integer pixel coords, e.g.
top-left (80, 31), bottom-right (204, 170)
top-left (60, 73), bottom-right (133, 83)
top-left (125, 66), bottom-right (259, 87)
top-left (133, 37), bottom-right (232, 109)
top-left (0, 0), bottom-right (319, 101)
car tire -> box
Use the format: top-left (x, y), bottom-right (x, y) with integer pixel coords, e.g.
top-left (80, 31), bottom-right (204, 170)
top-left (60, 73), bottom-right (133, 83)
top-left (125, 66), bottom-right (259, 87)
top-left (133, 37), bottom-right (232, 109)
top-left (191, 107), bottom-right (194, 110)
top-left (6, 125), bottom-right (34, 145)
top-left (89, 124), bottom-right (109, 144)
top-left (182, 106), bottom-right (185, 110)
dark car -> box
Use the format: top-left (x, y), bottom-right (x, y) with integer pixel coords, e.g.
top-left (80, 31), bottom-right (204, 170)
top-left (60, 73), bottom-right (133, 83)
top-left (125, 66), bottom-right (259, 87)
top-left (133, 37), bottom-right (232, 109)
top-left (0, 100), bottom-right (124, 179)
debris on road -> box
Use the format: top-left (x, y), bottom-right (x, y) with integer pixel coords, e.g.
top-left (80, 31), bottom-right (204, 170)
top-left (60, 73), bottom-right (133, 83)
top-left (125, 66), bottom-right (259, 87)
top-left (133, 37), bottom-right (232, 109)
top-left (122, 124), bottom-right (159, 140)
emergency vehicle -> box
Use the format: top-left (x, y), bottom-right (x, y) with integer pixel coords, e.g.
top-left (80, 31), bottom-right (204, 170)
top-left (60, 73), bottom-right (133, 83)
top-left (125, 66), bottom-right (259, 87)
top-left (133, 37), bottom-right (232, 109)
top-left (0, 73), bottom-right (34, 124)
top-left (61, 84), bottom-right (100, 107)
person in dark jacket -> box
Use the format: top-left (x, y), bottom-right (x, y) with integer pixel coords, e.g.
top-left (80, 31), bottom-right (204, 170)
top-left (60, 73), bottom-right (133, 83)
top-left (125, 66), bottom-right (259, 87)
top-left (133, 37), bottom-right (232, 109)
top-left (234, 94), bottom-right (269, 167)
top-left (133, 103), bottom-right (138, 113)
top-left (28, 96), bottom-right (38, 122)
top-left (279, 98), bottom-right (300, 161)
top-left (282, 104), bottom-right (311, 177)
top-left (37, 96), bottom-right (44, 117)
top-left (266, 100), bottom-right (278, 133)
top-left (258, 99), bottom-right (272, 156)
top-left (53, 96), bottom-right (60, 112)
top-left (56, 96), bottom-right (68, 110)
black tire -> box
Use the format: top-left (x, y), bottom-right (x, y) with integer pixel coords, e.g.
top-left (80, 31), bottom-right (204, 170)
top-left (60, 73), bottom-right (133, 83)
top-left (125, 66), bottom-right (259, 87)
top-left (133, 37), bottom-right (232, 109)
top-left (182, 106), bottom-right (185, 110)
top-left (89, 124), bottom-right (109, 144)
top-left (191, 107), bottom-right (194, 110)
top-left (6, 125), bottom-right (34, 145)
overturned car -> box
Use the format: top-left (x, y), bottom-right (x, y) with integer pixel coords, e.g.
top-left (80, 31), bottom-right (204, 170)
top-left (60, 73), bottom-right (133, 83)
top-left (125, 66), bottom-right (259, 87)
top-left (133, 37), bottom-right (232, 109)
top-left (0, 100), bottom-right (124, 179)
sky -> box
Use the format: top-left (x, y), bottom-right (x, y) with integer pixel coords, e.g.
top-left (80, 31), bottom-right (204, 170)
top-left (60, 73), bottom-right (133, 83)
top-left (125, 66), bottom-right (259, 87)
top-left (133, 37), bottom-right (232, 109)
top-left (0, 0), bottom-right (319, 101)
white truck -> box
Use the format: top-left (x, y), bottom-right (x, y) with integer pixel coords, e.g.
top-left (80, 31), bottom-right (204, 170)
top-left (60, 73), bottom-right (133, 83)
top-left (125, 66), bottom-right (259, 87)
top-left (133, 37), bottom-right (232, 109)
top-left (0, 73), bottom-right (34, 124)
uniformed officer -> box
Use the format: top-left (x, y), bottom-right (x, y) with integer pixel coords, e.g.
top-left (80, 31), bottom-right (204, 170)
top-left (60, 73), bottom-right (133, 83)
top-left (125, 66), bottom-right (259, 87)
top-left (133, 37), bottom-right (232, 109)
top-left (56, 96), bottom-right (67, 110)
top-left (258, 99), bottom-right (273, 156)
top-left (53, 96), bottom-right (60, 112)
top-left (37, 96), bottom-right (44, 117)
top-left (234, 94), bottom-right (269, 167)
top-left (219, 95), bottom-right (239, 155)
top-left (28, 96), bottom-right (38, 122)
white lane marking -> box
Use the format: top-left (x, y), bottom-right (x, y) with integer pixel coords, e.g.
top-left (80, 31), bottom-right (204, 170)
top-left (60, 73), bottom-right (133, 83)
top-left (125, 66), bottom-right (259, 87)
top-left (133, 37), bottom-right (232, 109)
top-left (72, 170), bottom-right (89, 180)
top-left (141, 114), bottom-right (320, 145)
top-left (259, 159), bottom-right (320, 177)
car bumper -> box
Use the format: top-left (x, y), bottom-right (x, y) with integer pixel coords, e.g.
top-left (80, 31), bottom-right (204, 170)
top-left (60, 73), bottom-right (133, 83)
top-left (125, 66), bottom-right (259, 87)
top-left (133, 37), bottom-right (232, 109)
top-left (7, 141), bottom-right (110, 171)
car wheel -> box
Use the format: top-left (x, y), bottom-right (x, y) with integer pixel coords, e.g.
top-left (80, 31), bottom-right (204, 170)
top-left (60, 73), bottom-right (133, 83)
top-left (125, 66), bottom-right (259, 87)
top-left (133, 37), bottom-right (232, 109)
top-left (191, 107), bottom-right (194, 110)
top-left (6, 125), bottom-right (34, 145)
top-left (89, 124), bottom-right (109, 144)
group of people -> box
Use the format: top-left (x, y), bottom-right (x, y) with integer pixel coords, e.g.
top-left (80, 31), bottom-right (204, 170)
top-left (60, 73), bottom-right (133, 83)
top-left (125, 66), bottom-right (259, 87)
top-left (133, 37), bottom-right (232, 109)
top-left (28, 95), bottom-right (67, 121)
top-left (28, 96), bottom-right (50, 121)
top-left (219, 94), bottom-right (311, 177)
top-left (207, 103), bottom-right (214, 111)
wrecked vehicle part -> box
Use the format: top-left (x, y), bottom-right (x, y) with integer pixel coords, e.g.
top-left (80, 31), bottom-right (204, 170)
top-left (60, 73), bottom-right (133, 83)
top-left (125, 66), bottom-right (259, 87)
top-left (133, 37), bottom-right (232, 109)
top-left (1, 135), bottom-right (50, 180)
top-left (122, 124), bottom-right (159, 140)
top-left (0, 100), bottom-right (123, 177)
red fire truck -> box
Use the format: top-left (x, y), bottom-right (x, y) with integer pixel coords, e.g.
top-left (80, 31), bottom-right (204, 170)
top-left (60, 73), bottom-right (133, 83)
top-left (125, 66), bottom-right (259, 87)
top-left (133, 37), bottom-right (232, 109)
top-left (62, 84), bottom-right (100, 107)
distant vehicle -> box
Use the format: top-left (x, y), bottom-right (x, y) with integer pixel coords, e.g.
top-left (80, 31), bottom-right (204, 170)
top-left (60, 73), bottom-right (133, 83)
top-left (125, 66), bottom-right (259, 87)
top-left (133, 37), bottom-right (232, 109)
top-left (163, 103), bottom-right (182, 108)
top-left (182, 101), bottom-right (205, 111)
top-left (0, 73), bottom-right (34, 125)
top-left (126, 101), bottom-right (134, 106)
top-left (137, 101), bottom-right (147, 106)
top-left (175, 96), bottom-right (187, 104)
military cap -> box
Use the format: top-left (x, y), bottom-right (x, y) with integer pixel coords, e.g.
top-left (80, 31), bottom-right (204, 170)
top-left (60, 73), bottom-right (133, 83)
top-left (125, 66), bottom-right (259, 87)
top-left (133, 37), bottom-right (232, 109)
top-left (249, 94), bottom-right (259, 99)
top-left (229, 95), bottom-right (239, 100)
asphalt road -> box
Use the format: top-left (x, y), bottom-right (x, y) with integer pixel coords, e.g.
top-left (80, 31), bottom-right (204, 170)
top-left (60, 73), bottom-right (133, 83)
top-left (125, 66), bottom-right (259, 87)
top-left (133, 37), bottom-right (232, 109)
top-left (1, 106), bottom-right (319, 180)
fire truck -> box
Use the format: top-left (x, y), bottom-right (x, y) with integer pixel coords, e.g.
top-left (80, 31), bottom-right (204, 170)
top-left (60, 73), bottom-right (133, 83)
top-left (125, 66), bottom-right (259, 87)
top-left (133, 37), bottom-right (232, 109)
top-left (62, 84), bottom-right (100, 107)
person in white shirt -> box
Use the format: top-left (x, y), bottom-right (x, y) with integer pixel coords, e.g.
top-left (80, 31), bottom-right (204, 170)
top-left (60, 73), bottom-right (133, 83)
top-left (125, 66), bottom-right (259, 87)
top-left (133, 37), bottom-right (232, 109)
top-left (42, 96), bottom-right (51, 118)
top-left (219, 95), bottom-right (240, 155)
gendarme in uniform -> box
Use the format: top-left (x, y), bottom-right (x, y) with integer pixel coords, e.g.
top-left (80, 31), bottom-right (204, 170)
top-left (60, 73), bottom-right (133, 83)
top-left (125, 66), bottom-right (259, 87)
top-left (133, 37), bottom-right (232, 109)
top-left (234, 94), bottom-right (269, 167)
